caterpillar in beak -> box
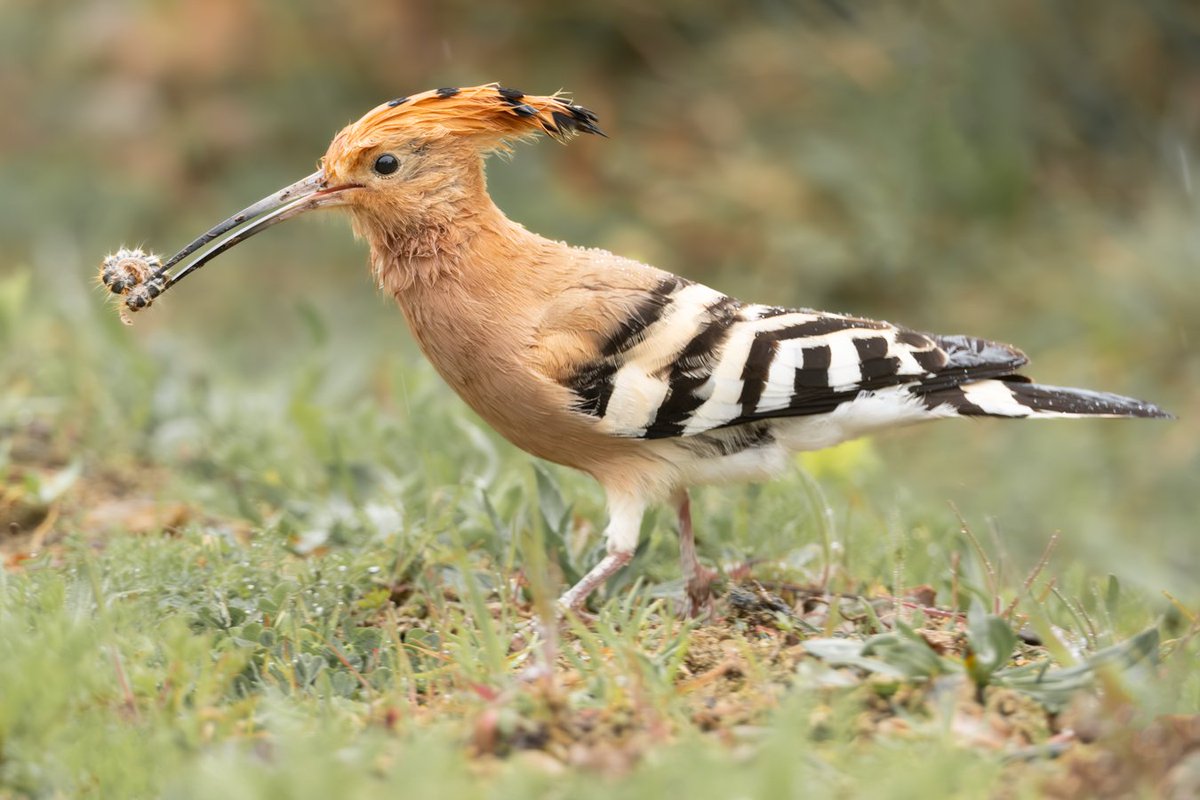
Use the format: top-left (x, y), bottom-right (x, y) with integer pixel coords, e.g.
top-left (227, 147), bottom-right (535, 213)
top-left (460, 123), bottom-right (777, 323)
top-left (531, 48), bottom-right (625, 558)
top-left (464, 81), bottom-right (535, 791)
top-left (99, 248), bottom-right (166, 325)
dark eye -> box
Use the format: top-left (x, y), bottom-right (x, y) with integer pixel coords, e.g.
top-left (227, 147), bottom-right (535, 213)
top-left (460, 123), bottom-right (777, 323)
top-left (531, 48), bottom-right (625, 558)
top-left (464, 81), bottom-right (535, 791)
top-left (373, 153), bottom-right (399, 175)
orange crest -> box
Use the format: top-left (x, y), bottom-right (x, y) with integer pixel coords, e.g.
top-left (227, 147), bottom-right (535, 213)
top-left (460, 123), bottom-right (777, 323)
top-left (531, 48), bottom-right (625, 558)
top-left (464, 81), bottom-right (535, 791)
top-left (324, 83), bottom-right (603, 169)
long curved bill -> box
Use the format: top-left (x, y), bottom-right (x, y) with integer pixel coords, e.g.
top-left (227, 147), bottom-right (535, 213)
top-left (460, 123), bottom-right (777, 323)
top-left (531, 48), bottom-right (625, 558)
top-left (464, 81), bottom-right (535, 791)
top-left (159, 169), bottom-right (358, 290)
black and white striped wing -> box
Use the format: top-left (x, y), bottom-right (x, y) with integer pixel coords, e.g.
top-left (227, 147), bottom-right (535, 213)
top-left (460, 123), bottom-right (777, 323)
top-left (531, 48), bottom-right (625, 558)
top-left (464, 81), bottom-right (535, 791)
top-left (560, 277), bottom-right (1035, 438)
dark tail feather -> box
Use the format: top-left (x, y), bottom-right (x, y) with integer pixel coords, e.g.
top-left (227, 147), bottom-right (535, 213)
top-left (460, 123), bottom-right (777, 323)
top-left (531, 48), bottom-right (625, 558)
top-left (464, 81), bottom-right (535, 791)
top-left (1007, 383), bottom-right (1173, 418)
top-left (922, 379), bottom-right (1173, 419)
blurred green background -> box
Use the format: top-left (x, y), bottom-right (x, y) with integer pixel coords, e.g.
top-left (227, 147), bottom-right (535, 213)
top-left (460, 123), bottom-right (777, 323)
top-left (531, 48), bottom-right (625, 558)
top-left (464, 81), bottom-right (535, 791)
top-left (2, 0), bottom-right (1197, 593)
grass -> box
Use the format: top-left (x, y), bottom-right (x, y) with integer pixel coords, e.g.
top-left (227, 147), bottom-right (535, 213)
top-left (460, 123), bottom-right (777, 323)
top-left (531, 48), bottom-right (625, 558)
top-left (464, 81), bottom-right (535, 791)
top-left (1, 265), bottom-right (1197, 800)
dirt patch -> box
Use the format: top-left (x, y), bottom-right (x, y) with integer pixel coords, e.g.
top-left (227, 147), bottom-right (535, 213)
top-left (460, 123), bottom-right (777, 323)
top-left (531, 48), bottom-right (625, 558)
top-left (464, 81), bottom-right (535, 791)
top-left (1, 423), bottom-right (246, 564)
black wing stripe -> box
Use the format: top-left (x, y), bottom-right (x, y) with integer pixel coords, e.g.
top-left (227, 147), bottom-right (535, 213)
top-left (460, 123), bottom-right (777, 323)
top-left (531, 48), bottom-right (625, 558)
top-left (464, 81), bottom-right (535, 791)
top-left (645, 374), bottom-right (710, 438)
top-left (801, 344), bottom-right (832, 370)
top-left (674, 297), bottom-right (742, 371)
top-left (793, 345), bottom-right (832, 391)
top-left (736, 321), bottom-right (886, 415)
top-left (646, 297), bottom-right (742, 437)
top-left (852, 335), bottom-right (901, 382)
top-left (896, 329), bottom-right (936, 349)
top-left (918, 386), bottom-right (985, 415)
top-left (566, 361), bottom-right (619, 417)
top-left (852, 335), bottom-right (888, 361)
top-left (913, 349), bottom-right (947, 373)
top-left (598, 276), bottom-right (682, 357)
top-left (768, 315), bottom-right (888, 341)
top-left (737, 333), bottom-right (778, 417)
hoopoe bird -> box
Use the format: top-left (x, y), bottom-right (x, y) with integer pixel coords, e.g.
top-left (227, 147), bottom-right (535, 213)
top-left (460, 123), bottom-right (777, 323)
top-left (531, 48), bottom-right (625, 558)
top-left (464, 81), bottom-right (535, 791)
top-left (118, 83), bottom-right (1169, 615)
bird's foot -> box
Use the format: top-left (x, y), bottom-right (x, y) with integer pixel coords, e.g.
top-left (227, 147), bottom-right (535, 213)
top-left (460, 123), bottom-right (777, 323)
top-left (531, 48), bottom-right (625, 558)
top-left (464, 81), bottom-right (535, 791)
top-left (552, 551), bottom-right (632, 624)
top-left (682, 566), bottom-right (720, 619)
top-left (509, 597), bottom-right (596, 654)
top-left (556, 601), bottom-right (597, 626)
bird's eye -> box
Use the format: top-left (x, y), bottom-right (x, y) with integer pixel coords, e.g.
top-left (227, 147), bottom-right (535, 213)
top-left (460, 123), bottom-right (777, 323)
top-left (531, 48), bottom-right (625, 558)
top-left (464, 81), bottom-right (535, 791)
top-left (373, 153), bottom-right (400, 175)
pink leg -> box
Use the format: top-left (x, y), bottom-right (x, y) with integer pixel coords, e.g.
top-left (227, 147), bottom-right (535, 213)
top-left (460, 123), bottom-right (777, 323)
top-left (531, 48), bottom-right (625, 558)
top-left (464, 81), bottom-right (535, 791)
top-left (677, 491), bottom-right (718, 617)
top-left (556, 492), bottom-right (644, 615)
top-left (557, 551), bottom-right (633, 614)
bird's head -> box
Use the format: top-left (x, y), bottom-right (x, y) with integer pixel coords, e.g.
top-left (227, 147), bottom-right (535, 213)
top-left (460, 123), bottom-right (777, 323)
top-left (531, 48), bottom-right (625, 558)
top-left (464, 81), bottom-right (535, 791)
top-left (156, 83), bottom-right (602, 292)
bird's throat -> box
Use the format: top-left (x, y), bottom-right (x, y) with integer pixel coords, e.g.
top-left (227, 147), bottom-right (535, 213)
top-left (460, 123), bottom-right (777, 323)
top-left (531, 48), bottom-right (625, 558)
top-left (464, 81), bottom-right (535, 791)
top-left (356, 179), bottom-right (520, 297)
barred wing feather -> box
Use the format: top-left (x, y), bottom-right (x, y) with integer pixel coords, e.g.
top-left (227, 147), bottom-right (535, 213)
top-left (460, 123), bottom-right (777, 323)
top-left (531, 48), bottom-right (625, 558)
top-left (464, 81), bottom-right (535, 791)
top-left (558, 277), bottom-right (1168, 438)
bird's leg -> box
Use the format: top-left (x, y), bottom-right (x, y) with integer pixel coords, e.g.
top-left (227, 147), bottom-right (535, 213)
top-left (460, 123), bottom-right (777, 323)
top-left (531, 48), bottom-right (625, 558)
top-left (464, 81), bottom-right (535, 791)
top-left (557, 552), bottom-right (632, 615)
top-left (676, 490), bottom-right (718, 618)
top-left (556, 492), bottom-right (643, 616)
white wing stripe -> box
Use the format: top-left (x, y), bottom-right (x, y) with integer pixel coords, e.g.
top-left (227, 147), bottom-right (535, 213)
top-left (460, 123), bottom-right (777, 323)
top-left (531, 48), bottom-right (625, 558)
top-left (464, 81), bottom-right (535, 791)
top-left (961, 381), bottom-right (1030, 416)
top-left (603, 363), bottom-right (671, 433)
top-left (623, 283), bottom-right (725, 370)
top-left (825, 333), bottom-right (864, 391)
top-left (755, 354), bottom-right (801, 413)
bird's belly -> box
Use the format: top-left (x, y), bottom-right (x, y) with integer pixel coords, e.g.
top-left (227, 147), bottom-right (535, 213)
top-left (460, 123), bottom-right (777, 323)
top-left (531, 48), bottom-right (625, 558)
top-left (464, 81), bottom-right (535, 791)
top-left (773, 387), bottom-right (944, 452)
top-left (680, 439), bottom-right (791, 486)
top-left (671, 423), bottom-right (790, 486)
top-left (679, 388), bottom-right (944, 485)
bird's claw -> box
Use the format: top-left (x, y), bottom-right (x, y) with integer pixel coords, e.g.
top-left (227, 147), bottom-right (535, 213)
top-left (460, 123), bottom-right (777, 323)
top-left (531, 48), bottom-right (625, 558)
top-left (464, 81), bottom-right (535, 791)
top-left (682, 567), bottom-right (720, 619)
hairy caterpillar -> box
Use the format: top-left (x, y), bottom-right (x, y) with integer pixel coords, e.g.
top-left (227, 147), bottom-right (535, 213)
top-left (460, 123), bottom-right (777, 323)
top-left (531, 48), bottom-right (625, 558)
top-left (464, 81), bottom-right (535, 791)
top-left (99, 248), bottom-right (166, 325)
